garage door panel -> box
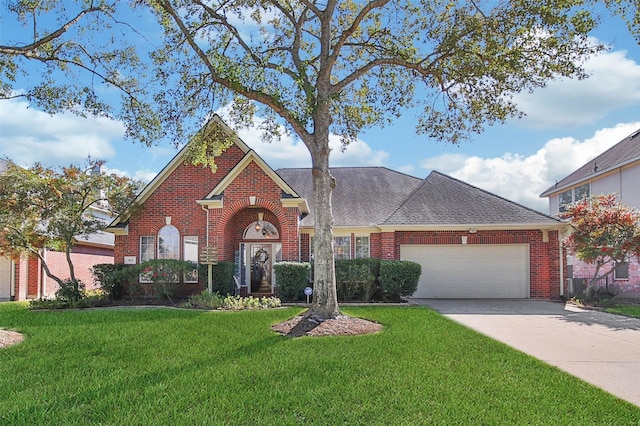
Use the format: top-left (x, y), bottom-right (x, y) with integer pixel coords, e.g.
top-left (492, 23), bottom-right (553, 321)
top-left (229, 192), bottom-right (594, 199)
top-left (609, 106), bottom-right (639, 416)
top-left (401, 245), bottom-right (529, 299)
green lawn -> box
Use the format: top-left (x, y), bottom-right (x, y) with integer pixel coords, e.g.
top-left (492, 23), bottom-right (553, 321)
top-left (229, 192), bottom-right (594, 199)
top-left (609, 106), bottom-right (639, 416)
top-left (0, 303), bottom-right (638, 425)
top-left (607, 305), bottom-right (640, 319)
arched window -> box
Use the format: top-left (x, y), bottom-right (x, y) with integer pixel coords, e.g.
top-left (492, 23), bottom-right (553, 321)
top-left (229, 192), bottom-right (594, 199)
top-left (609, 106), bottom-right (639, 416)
top-left (158, 225), bottom-right (180, 259)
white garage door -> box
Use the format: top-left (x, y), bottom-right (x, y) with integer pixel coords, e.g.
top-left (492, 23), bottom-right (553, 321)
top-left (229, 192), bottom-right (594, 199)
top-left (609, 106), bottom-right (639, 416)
top-left (400, 244), bottom-right (529, 298)
top-left (0, 257), bottom-right (12, 301)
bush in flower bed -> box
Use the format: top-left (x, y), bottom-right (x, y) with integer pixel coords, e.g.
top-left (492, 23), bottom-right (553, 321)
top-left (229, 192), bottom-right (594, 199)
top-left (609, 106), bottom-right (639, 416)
top-left (181, 291), bottom-right (281, 310)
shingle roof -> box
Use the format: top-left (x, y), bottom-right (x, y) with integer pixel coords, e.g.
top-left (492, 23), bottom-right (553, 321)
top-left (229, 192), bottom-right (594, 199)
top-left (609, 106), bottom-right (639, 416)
top-left (540, 127), bottom-right (640, 197)
top-left (276, 167), bottom-right (423, 227)
top-left (384, 171), bottom-right (559, 226)
top-left (277, 168), bottom-right (559, 228)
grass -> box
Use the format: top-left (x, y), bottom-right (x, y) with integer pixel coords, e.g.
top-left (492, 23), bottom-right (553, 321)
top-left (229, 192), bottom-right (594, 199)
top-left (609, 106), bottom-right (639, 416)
top-left (0, 303), bottom-right (638, 425)
top-left (606, 305), bottom-right (640, 319)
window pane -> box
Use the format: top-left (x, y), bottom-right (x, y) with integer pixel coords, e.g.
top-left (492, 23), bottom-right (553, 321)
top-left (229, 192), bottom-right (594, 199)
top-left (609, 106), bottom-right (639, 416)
top-left (158, 225), bottom-right (180, 259)
top-left (310, 236), bottom-right (314, 261)
top-left (574, 184), bottom-right (590, 201)
top-left (559, 190), bottom-right (573, 212)
top-left (614, 262), bottom-right (629, 280)
top-left (355, 236), bottom-right (370, 259)
top-left (184, 236), bottom-right (198, 283)
top-left (334, 236), bottom-right (351, 260)
top-left (139, 236), bottom-right (155, 283)
top-left (140, 236), bottom-right (155, 262)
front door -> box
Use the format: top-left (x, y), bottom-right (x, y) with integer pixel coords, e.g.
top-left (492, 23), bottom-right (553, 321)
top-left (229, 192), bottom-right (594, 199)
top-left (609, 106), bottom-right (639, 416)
top-left (249, 244), bottom-right (272, 294)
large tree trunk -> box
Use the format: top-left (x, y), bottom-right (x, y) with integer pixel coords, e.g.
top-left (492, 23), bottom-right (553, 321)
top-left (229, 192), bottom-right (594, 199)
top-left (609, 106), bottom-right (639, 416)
top-left (306, 131), bottom-right (340, 319)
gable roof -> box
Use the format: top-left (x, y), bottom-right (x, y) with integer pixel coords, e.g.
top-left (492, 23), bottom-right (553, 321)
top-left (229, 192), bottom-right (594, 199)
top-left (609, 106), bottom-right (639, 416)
top-left (107, 115), bottom-right (309, 230)
top-left (540, 127), bottom-right (640, 197)
top-left (276, 167), bottom-right (423, 227)
top-left (199, 150), bottom-right (304, 208)
top-left (382, 171), bottom-right (562, 229)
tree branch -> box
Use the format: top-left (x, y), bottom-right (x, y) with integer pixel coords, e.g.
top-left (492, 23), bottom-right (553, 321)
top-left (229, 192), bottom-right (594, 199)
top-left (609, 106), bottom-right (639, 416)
top-left (0, 7), bottom-right (104, 57)
top-left (157, 0), bottom-right (311, 140)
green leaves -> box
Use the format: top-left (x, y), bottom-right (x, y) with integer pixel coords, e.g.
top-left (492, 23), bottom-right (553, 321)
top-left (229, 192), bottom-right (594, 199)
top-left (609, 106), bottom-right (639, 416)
top-left (0, 158), bottom-right (141, 283)
top-left (559, 193), bottom-right (640, 281)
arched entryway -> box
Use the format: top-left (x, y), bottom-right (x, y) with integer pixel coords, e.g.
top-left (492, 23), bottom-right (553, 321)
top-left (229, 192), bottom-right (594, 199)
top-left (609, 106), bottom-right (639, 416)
top-left (226, 209), bottom-right (283, 295)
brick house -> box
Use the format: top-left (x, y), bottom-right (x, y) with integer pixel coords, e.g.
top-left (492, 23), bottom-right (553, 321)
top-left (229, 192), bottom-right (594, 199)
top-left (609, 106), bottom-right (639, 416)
top-left (107, 116), bottom-right (568, 299)
top-left (541, 127), bottom-right (640, 296)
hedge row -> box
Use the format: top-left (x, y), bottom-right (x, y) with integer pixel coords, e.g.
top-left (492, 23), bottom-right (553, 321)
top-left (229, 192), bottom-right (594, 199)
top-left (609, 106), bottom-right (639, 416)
top-left (273, 259), bottom-right (421, 302)
top-left (92, 261), bottom-right (237, 300)
top-left (93, 258), bottom-right (421, 303)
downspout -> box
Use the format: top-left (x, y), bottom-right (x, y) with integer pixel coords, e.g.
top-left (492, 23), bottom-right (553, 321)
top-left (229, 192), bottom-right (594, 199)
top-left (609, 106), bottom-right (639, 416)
top-left (559, 236), bottom-right (564, 298)
top-left (201, 205), bottom-right (209, 247)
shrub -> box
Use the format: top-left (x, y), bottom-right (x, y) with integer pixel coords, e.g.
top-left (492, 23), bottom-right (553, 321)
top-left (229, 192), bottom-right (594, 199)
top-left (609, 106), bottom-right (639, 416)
top-left (55, 279), bottom-right (85, 303)
top-left (199, 262), bottom-right (236, 295)
top-left (379, 260), bottom-right (421, 302)
top-left (581, 285), bottom-right (620, 307)
top-left (222, 295), bottom-right (281, 310)
top-left (181, 292), bottom-right (281, 310)
top-left (335, 258), bottom-right (379, 302)
top-left (92, 264), bottom-right (130, 300)
top-left (273, 262), bottom-right (311, 301)
top-left (29, 297), bottom-right (69, 310)
top-left (181, 291), bottom-right (225, 309)
top-left (128, 259), bottom-right (199, 302)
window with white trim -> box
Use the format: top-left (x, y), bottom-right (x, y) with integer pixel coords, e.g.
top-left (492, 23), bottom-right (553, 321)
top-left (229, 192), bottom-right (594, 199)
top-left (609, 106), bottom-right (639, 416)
top-left (183, 236), bottom-right (199, 283)
top-left (158, 225), bottom-right (180, 259)
top-left (139, 236), bottom-right (155, 283)
top-left (355, 236), bottom-right (370, 259)
top-left (614, 262), bottom-right (629, 280)
top-left (334, 236), bottom-right (351, 260)
top-left (559, 183), bottom-right (590, 212)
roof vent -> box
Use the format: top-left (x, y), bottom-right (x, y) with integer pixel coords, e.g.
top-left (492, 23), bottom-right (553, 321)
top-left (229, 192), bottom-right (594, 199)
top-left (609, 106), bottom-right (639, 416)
top-left (631, 130), bottom-right (640, 139)
top-left (593, 161), bottom-right (598, 172)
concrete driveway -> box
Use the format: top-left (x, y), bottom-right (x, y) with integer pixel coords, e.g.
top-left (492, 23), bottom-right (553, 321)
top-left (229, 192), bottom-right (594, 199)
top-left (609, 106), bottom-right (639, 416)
top-left (411, 299), bottom-right (640, 407)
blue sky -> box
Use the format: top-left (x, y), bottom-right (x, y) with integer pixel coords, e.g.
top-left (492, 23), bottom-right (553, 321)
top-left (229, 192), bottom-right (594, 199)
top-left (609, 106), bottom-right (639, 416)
top-left (1, 6), bottom-right (639, 213)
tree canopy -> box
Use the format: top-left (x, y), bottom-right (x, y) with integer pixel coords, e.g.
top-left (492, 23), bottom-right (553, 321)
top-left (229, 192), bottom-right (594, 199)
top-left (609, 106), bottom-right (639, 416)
top-left (559, 193), bottom-right (640, 286)
top-left (0, 159), bottom-right (142, 295)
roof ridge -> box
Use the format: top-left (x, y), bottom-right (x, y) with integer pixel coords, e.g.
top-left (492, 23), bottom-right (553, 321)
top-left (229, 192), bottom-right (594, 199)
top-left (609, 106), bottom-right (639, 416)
top-left (431, 170), bottom-right (560, 222)
top-left (381, 173), bottom-right (431, 224)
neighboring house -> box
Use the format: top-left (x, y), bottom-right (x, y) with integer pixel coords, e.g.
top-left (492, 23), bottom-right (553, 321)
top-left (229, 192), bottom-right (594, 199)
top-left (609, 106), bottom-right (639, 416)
top-left (540, 127), bottom-right (640, 296)
top-left (0, 159), bottom-right (115, 301)
top-left (107, 116), bottom-right (567, 300)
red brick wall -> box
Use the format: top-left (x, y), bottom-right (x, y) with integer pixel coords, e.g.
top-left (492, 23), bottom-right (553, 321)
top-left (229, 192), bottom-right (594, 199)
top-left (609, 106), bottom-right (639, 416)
top-left (27, 256), bottom-right (39, 298)
top-left (115, 145), bottom-right (247, 263)
top-left (45, 249), bottom-right (113, 296)
top-left (300, 233), bottom-right (310, 261)
top-left (115, 146), bottom-right (303, 297)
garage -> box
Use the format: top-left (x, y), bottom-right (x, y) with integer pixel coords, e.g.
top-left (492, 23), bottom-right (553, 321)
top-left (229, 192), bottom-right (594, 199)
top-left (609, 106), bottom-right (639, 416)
top-left (0, 257), bottom-right (13, 301)
top-left (401, 244), bottom-right (530, 298)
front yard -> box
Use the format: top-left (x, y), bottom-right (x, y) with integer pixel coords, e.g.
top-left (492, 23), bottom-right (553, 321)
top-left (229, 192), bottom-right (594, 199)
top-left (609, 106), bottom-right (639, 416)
top-left (0, 303), bottom-right (638, 424)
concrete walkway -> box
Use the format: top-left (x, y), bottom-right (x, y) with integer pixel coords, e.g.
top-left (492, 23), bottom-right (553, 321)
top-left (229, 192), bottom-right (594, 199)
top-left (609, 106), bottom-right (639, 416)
top-left (411, 299), bottom-right (640, 407)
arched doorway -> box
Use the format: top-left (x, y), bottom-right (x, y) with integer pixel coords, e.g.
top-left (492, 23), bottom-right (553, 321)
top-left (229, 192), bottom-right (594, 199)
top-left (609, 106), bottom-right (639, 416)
top-left (241, 214), bottom-right (281, 294)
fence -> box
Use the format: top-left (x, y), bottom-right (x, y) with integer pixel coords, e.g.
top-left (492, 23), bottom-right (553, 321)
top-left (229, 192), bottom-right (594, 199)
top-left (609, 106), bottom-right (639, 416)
top-left (568, 274), bottom-right (613, 296)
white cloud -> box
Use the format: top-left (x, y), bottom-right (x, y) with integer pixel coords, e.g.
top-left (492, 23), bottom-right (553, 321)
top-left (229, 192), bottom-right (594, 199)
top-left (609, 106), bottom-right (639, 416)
top-left (225, 112), bottom-right (389, 170)
top-left (515, 49), bottom-right (640, 128)
top-left (422, 122), bottom-right (640, 212)
top-left (0, 98), bottom-right (123, 167)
